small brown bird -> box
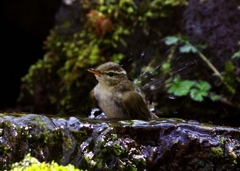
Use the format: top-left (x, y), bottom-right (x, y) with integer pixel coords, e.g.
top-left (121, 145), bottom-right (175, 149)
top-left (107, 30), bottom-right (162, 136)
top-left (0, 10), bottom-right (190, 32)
top-left (87, 61), bottom-right (156, 120)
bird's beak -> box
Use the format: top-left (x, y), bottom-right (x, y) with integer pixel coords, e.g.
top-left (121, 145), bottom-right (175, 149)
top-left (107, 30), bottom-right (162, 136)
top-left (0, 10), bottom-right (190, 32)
top-left (87, 68), bottom-right (102, 77)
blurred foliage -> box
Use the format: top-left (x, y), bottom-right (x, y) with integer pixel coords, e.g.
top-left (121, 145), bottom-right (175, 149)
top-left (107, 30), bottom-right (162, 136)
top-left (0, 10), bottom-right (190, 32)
top-left (165, 35), bottom-right (240, 96)
top-left (18, 0), bottom-right (187, 115)
top-left (160, 35), bottom-right (240, 122)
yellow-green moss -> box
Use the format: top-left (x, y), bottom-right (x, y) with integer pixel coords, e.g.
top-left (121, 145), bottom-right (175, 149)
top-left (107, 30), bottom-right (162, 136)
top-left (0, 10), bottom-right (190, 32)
top-left (9, 154), bottom-right (84, 171)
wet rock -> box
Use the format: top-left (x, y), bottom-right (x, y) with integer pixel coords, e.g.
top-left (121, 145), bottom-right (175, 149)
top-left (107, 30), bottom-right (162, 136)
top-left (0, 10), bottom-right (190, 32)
top-left (0, 113), bottom-right (240, 170)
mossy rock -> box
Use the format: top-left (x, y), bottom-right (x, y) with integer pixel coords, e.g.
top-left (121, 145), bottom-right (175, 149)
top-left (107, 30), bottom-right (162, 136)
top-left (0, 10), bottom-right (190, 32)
top-left (1, 113), bottom-right (240, 170)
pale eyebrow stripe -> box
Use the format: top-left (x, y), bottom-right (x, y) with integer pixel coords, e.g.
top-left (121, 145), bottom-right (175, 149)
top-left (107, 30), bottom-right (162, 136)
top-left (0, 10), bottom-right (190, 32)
top-left (119, 70), bottom-right (126, 74)
top-left (103, 70), bottom-right (126, 75)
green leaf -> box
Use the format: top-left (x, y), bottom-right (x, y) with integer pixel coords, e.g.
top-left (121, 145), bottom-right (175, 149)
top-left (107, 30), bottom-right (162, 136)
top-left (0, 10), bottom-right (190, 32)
top-left (225, 61), bottom-right (235, 73)
top-left (231, 51), bottom-right (240, 59)
top-left (210, 94), bottom-right (220, 101)
top-left (112, 53), bottom-right (124, 63)
top-left (179, 44), bottom-right (197, 53)
top-left (168, 78), bottom-right (196, 96)
top-left (195, 80), bottom-right (211, 91)
top-left (171, 87), bottom-right (189, 96)
top-left (127, 7), bottom-right (134, 13)
top-left (145, 11), bottom-right (153, 17)
top-left (161, 61), bottom-right (171, 73)
top-left (180, 80), bottom-right (196, 90)
top-left (99, 6), bottom-right (108, 11)
top-left (165, 36), bottom-right (178, 45)
top-left (190, 89), bottom-right (207, 101)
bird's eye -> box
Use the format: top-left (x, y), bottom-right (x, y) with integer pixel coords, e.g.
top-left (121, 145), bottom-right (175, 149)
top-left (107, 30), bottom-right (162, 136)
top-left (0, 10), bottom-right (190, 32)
top-left (108, 72), bottom-right (114, 77)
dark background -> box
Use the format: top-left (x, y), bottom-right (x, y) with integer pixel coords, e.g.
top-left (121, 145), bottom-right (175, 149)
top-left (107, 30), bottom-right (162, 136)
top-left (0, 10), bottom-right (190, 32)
top-left (1, 0), bottom-right (240, 127)
top-left (0, 0), bottom-right (61, 110)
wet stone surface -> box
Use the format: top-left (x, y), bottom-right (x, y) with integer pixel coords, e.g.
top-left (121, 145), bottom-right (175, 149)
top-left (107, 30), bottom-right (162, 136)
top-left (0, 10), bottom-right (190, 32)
top-left (0, 113), bottom-right (240, 170)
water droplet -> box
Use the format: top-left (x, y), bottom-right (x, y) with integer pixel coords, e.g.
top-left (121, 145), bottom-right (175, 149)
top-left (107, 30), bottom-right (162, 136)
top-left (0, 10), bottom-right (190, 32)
top-left (89, 108), bottom-right (101, 119)
top-left (95, 113), bottom-right (107, 119)
top-left (149, 106), bottom-right (155, 112)
top-left (150, 85), bottom-right (156, 90)
top-left (168, 96), bottom-right (176, 99)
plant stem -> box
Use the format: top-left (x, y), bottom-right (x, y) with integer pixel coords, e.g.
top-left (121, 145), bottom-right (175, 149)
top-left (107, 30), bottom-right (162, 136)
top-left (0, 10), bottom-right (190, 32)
top-left (190, 43), bottom-right (235, 94)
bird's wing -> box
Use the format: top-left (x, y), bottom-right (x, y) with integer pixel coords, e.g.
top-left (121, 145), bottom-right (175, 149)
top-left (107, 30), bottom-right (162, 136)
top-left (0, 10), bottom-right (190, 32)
top-left (89, 89), bottom-right (98, 108)
top-left (121, 91), bottom-right (151, 120)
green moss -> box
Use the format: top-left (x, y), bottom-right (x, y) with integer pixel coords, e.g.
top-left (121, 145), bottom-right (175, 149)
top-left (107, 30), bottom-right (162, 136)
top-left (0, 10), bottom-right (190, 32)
top-left (10, 154), bottom-right (84, 171)
top-left (211, 147), bottom-right (224, 157)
